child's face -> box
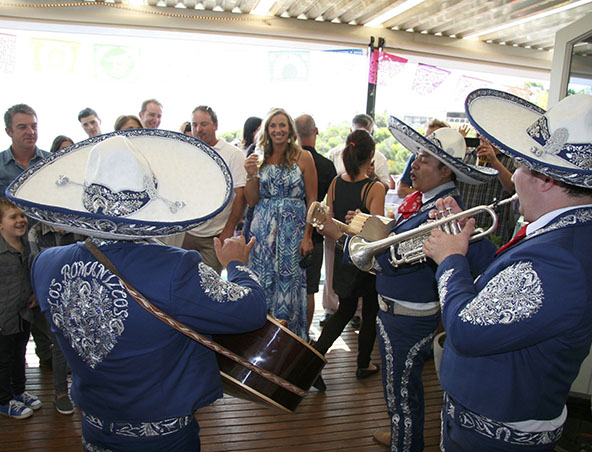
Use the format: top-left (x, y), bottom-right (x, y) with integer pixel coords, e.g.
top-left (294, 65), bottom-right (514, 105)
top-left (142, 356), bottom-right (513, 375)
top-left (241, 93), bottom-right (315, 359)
top-left (0, 207), bottom-right (28, 240)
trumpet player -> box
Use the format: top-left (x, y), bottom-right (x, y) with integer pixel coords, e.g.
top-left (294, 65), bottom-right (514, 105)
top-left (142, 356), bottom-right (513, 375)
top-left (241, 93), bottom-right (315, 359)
top-left (318, 124), bottom-right (498, 452)
top-left (422, 91), bottom-right (592, 452)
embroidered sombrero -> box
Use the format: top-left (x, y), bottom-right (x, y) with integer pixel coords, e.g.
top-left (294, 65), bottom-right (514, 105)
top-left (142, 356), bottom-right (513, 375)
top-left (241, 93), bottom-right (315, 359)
top-left (6, 129), bottom-right (233, 239)
top-left (465, 89), bottom-right (592, 188)
top-left (388, 116), bottom-right (499, 185)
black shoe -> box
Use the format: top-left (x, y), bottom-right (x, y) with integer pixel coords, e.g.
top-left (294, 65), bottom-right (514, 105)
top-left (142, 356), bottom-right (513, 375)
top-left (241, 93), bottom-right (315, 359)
top-left (319, 313), bottom-right (333, 327)
top-left (350, 315), bottom-right (361, 329)
top-left (312, 375), bottom-right (326, 392)
top-left (356, 363), bottom-right (380, 380)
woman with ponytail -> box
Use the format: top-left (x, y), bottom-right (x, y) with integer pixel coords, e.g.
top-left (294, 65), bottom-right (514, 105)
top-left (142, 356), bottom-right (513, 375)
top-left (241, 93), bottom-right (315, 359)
top-left (313, 128), bottom-right (385, 386)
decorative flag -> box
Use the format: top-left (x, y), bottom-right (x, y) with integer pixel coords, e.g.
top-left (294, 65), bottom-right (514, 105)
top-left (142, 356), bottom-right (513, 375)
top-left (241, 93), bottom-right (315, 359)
top-left (454, 75), bottom-right (491, 103)
top-left (94, 44), bottom-right (140, 81)
top-left (268, 51), bottom-right (310, 81)
top-left (377, 51), bottom-right (407, 86)
top-left (412, 63), bottom-right (450, 96)
top-left (504, 85), bottom-right (531, 101)
top-left (32, 38), bottom-right (79, 74)
top-left (0, 33), bottom-right (16, 74)
top-left (368, 48), bottom-right (380, 84)
top-left (323, 48), bottom-right (364, 55)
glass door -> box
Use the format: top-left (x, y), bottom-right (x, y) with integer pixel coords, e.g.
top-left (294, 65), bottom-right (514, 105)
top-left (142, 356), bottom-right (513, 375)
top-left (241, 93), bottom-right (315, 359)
top-left (549, 13), bottom-right (592, 107)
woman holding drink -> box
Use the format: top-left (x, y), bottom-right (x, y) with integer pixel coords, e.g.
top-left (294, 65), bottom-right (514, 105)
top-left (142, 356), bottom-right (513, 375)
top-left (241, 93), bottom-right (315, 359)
top-left (244, 108), bottom-right (317, 339)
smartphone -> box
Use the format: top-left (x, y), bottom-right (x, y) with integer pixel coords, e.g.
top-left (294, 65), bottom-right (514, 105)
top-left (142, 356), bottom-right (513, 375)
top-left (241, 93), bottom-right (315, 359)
top-left (464, 137), bottom-right (480, 148)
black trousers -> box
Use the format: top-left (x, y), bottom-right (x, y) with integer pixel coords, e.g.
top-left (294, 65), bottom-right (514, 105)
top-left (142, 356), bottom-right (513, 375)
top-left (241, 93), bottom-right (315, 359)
top-left (315, 285), bottom-right (379, 369)
top-left (0, 322), bottom-right (31, 405)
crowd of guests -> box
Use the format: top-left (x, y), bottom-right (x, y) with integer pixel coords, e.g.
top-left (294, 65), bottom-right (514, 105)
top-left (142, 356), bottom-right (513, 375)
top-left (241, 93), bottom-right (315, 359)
top-left (2, 91), bottom-right (592, 452)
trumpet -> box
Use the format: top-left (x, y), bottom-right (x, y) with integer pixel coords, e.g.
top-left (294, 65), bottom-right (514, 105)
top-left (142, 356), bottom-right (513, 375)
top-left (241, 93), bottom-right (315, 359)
top-left (349, 194), bottom-right (518, 272)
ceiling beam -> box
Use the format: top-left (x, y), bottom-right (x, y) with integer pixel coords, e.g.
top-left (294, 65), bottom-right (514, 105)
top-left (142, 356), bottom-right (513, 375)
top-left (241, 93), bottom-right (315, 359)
top-left (0, 1), bottom-right (553, 77)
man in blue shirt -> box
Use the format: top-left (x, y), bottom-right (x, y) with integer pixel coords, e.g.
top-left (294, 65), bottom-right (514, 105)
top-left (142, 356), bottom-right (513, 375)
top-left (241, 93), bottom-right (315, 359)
top-left (1, 104), bottom-right (49, 196)
top-left (1, 103), bottom-right (53, 370)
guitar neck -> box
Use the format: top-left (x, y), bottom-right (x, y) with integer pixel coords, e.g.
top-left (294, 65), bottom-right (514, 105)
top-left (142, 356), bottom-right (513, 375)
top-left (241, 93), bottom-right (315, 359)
top-left (331, 218), bottom-right (355, 235)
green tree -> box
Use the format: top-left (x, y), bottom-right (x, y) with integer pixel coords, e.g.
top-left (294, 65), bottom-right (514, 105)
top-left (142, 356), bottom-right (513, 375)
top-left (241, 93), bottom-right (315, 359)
top-left (315, 112), bottom-right (413, 175)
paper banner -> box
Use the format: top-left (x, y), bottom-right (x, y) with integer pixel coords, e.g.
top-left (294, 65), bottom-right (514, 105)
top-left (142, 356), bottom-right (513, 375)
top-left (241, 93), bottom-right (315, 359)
top-left (378, 51), bottom-right (407, 86)
top-left (0, 33), bottom-right (16, 74)
top-left (93, 44), bottom-right (140, 81)
top-left (504, 85), bottom-right (531, 101)
top-left (368, 48), bottom-right (380, 84)
top-left (412, 63), bottom-right (450, 96)
top-left (323, 48), bottom-right (364, 55)
top-left (454, 75), bottom-right (491, 103)
top-left (32, 38), bottom-right (79, 74)
top-left (268, 51), bottom-right (310, 81)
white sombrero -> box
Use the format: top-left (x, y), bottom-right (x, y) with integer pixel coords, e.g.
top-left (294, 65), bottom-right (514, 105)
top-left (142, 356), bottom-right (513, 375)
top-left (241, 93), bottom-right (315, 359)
top-left (6, 129), bottom-right (232, 239)
top-left (465, 89), bottom-right (592, 188)
top-left (388, 116), bottom-right (498, 185)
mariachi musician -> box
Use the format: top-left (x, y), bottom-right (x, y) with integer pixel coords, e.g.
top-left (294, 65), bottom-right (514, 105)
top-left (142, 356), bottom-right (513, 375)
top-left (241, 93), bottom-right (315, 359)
top-left (7, 132), bottom-right (267, 452)
top-left (318, 125), bottom-right (499, 451)
top-left (423, 91), bottom-right (592, 451)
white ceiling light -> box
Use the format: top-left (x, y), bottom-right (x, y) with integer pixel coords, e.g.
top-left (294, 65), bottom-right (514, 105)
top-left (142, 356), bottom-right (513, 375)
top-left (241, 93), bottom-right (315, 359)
top-left (464, 0), bottom-right (592, 40)
top-left (365, 0), bottom-right (428, 28)
top-left (251, 0), bottom-right (276, 16)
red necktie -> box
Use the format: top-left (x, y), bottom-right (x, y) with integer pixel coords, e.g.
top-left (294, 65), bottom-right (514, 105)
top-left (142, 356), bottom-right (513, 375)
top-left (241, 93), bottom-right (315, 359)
top-left (496, 224), bottom-right (528, 255)
top-left (398, 191), bottom-right (423, 219)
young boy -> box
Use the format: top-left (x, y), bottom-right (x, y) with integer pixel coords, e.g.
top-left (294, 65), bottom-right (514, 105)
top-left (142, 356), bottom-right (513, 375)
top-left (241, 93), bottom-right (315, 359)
top-left (0, 197), bottom-right (42, 419)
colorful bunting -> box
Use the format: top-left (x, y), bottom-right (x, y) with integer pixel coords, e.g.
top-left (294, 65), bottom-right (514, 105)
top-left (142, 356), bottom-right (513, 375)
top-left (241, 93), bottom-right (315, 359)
top-left (0, 33), bottom-right (16, 74)
top-left (268, 51), bottom-right (310, 81)
top-left (412, 63), bottom-right (450, 96)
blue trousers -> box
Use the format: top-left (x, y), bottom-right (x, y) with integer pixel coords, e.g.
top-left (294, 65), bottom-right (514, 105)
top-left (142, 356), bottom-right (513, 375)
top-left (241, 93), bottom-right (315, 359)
top-left (376, 309), bottom-right (440, 452)
top-left (82, 413), bottom-right (201, 452)
top-left (441, 395), bottom-right (561, 452)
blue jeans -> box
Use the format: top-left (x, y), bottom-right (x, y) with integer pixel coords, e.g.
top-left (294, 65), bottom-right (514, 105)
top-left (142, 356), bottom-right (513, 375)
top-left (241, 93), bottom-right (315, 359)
top-left (376, 309), bottom-right (440, 452)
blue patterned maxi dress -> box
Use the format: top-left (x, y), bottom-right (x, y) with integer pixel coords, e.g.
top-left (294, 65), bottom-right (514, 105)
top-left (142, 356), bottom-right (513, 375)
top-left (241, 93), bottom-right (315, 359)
top-left (248, 162), bottom-right (308, 339)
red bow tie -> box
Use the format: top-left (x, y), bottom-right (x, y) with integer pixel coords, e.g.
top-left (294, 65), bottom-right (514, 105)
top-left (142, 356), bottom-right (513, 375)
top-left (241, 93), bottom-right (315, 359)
top-left (398, 190), bottom-right (423, 219)
top-left (496, 224), bottom-right (528, 255)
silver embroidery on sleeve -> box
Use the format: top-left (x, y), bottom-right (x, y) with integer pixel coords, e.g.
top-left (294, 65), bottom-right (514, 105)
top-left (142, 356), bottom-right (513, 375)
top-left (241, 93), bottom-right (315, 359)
top-left (459, 261), bottom-right (543, 326)
top-left (198, 262), bottom-right (252, 302)
top-left (236, 265), bottom-right (260, 284)
top-left (47, 261), bottom-right (128, 368)
top-left (438, 269), bottom-right (454, 309)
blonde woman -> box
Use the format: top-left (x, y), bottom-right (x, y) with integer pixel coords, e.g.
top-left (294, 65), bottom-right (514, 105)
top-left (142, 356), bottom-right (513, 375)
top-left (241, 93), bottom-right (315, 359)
top-left (244, 108), bottom-right (317, 339)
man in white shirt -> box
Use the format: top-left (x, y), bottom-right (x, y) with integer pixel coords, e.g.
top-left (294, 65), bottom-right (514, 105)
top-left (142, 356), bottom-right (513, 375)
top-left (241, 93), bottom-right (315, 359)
top-left (182, 105), bottom-right (247, 274)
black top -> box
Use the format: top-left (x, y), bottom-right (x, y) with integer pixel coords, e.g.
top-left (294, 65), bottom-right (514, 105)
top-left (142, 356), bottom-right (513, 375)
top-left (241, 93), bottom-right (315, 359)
top-left (332, 176), bottom-right (375, 223)
top-left (302, 145), bottom-right (337, 242)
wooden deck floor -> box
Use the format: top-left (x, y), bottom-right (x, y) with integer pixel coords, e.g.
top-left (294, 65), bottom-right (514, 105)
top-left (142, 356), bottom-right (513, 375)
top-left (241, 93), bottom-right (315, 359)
top-left (1, 304), bottom-right (444, 452)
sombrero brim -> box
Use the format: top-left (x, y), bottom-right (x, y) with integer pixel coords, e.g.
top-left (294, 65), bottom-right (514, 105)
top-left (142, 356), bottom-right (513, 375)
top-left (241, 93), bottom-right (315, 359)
top-left (465, 88), bottom-right (592, 187)
top-left (387, 116), bottom-right (498, 185)
top-left (6, 129), bottom-right (233, 240)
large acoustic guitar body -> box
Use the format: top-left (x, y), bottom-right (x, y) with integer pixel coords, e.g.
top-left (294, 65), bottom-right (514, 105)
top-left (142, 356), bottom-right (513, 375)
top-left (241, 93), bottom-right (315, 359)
top-left (213, 316), bottom-right (326, 413)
